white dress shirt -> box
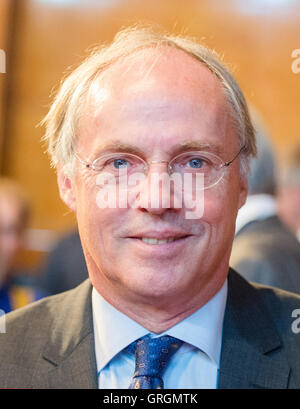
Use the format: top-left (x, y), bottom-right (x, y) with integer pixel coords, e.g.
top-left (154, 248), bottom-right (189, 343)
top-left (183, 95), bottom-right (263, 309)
top-left (92, 279), bottom-right (227, 389)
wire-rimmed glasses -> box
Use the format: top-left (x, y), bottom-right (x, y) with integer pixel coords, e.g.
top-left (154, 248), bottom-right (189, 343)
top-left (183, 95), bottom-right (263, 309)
top-left (75, 145), bottom-right (245, 191)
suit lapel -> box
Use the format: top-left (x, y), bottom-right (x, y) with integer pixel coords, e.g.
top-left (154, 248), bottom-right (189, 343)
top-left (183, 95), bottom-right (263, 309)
top-left (47, 332), bottom-right (98, 389)
top-left (218, 270), bottom-right (290, 389)
top-left (41, 279), bottom-right (98, 389)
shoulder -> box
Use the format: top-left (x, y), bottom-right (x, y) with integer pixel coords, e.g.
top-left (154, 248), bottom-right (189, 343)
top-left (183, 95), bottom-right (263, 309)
top-left (0, 279), bottom-right (92, 362)
top-left (252, 281), bottom-right (300, 332)
top-left (249, 280), bottom-right (300, 380)
top-left (229, 269), bottom-right (300, 309)
top-left (228, 270), bottom-right (300, 338)
top-left (221, 271), bottom-right (300, 388)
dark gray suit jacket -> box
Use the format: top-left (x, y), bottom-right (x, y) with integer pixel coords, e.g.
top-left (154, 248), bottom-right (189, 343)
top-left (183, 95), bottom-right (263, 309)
top-left (231, 216), bottom-right (300, 293)
top-left (0, 269), bottom-right (300, 389)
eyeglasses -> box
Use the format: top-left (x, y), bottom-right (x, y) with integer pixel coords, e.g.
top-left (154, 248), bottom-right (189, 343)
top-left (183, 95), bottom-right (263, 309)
top-left (75, 145), bottom-right (245, 190)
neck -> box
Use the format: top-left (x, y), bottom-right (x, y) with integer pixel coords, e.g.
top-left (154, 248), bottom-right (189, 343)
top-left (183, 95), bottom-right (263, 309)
top-left (91, 266), bottom-right (227, 333)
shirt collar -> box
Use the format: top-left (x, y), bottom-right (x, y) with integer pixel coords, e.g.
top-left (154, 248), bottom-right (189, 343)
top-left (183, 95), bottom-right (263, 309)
top-left (235, 194), bottom-right (277, 235)
top-left (92, 279), bottom-right (227, 371)
top-left (164, 280), bottom-right (227, 365)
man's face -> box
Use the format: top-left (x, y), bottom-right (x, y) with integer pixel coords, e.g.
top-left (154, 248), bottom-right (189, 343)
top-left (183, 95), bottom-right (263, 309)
top-left (58, 48), bottom-right (247, 308)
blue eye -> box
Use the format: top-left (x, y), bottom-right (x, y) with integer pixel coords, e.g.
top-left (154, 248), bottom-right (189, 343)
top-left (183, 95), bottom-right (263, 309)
top-left (113, 159), bottom-right (129, 169)
top-left (188, 158), bottom-right (204, 169)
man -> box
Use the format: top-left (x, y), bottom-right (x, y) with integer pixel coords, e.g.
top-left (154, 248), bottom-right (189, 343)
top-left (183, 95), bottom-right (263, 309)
top-left (0, 178), bottom-right (44, 313)
top-left (230, 118), bottom-right (300, 293)
top-left (0, 27), bottom-right (299, 389)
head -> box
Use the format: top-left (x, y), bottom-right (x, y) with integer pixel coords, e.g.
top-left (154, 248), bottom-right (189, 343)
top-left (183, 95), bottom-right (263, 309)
top-left (247, 110), bottom-right (277, 196)
top-left (43, 27), bottom-right (256, 313)
top-left (0, 178), bottom-right (30, 284)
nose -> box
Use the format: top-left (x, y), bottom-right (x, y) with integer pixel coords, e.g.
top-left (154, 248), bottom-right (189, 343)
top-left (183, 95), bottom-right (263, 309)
top-left (136, 162), bottom-right (179, 215)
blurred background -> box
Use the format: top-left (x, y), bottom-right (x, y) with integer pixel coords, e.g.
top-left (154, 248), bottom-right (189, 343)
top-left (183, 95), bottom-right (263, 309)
top-left (0, 0), bottom-right (299, 302)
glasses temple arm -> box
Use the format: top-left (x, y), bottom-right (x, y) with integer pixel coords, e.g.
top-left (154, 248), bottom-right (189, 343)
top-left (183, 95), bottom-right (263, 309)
top-left (75, 153), bottom-right (90, 168)
top-left (223, 145), bottom-right (246, 167)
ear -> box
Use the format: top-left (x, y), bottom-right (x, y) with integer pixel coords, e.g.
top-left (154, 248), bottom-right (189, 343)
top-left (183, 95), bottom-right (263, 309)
top-left (238, 175), bottom-right (248, 209)
top-left (57, 165), bottom-right (77, 213)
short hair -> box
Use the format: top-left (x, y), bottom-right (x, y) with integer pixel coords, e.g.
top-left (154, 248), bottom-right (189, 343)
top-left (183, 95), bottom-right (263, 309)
top-left (0, 178), bottom-right (31, 229)
top-left (42, 25), bottom-right (257, 177)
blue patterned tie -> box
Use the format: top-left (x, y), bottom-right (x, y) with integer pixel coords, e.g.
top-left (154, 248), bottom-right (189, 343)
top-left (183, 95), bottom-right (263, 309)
top-left (128, 335), bottom-right (183, 389)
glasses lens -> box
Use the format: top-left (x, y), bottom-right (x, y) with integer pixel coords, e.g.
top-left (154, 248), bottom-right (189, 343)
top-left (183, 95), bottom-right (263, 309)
top-left (92, 153), bottom-right (146, 189)
top-left (170, 151), bottom-right (225, 189)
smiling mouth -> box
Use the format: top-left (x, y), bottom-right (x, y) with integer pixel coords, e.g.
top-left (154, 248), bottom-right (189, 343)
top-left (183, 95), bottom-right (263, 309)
top-left (134, 236), bottom-right (190, 245)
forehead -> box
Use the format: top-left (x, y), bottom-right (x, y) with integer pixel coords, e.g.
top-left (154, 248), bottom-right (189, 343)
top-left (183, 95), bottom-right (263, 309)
top-left (78, 47), bottom-right (235, 156)
top-left (87, 46), bottom-right (225, 108)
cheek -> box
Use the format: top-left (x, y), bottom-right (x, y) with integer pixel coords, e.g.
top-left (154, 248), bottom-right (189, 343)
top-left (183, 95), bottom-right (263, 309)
top-left (75, 175), bottom-right (106, 222)
top-left (74, 175), bottom-right (131, 236)
top-left (76, 191), bottom-right (128, 257)
top-left (201, 185), bottom-right (239, 228)
top-left (203, 197), bottom-right (222, 221)
top-left (201, 191), bottom-right (227, 224)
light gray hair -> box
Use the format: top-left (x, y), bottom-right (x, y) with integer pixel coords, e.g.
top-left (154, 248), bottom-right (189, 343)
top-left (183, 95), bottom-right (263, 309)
top-left (41, 25), bottom-right (257, 177)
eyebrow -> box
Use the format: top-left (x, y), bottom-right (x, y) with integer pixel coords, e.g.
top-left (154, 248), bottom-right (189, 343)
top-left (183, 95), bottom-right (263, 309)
top-left (91, 139), bottom-right (225, 159)
top-left (174, 141), bottom-right (225, 156)
top-left (91, 142), bottom-right (145, 159)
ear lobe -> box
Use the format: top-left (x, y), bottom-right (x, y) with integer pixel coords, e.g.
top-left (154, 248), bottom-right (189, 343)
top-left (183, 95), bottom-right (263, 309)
top-left (57, 166), bottom-right (77, 213)
top-left (238, 176), bottom-right (248, 209)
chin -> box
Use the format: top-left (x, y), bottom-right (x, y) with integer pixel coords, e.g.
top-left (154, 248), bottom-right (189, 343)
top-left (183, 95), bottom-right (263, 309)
top-left (124, 270), bottom-right (186, 300)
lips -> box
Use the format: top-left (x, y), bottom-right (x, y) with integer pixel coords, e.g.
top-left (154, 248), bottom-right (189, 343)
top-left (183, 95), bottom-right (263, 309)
top-left (140, 237), bottom-right (183, 245)
top-left (127, 231), bottom-right (191, 245)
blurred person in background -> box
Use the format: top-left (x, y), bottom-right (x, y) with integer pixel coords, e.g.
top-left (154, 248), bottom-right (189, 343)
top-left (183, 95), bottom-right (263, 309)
top-left (0, 178), bottom-right (45, 313)
top-left (39, 228), bottom-right (88, 295)
top-left (230, 117), bottom-right (300, 292)
top-left (277, 145), bottom-right (300, 242)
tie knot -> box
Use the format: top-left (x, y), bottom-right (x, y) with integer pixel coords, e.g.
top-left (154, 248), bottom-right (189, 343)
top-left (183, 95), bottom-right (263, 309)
top-left (131, 335), bottom-right (182, 379)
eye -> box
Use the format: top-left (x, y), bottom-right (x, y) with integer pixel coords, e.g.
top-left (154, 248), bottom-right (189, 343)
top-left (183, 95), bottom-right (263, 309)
top-left (113, 158), bottom-right (130, 169)
top-left (93, 153), bottom-right (144, 173)
top-left (187, 157), bottom-right (204, 169)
